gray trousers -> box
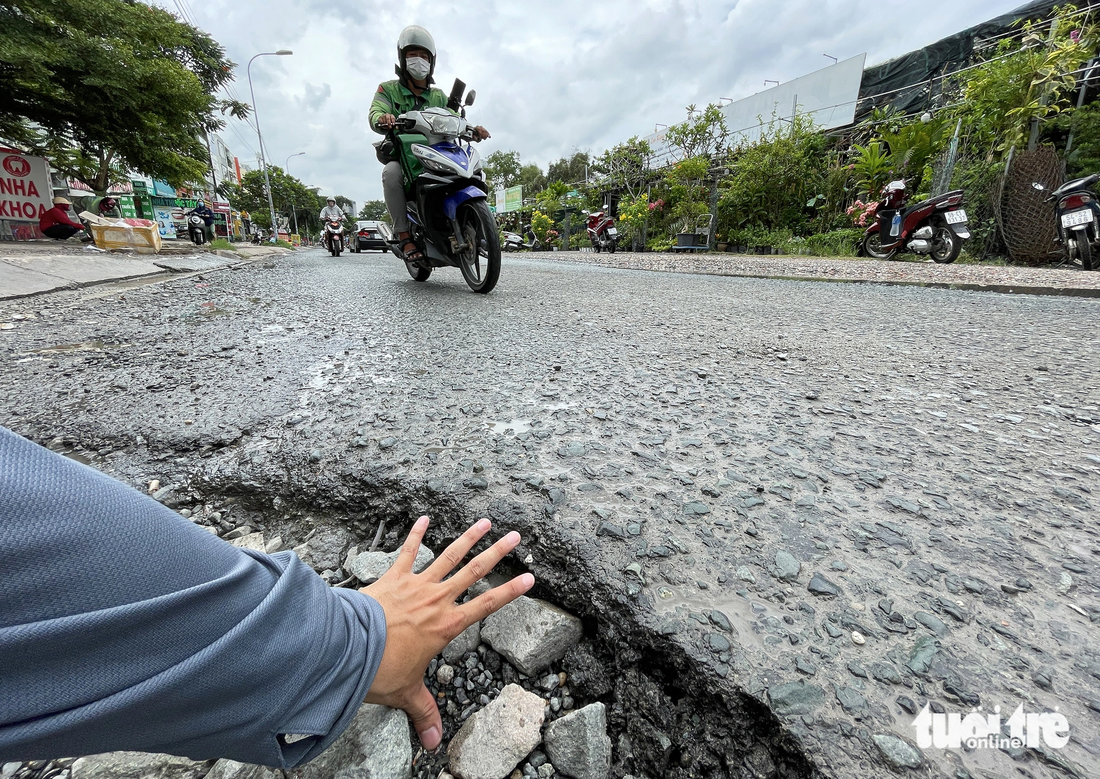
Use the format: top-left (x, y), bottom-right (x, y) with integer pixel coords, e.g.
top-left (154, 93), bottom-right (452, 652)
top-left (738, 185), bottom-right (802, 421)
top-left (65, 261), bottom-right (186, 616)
top-left (382, 162), bottom-right (409, 234)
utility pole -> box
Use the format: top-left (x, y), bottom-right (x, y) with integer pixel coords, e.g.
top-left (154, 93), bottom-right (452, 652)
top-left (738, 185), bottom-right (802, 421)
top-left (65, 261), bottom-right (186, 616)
top-left (247, 50), bottom-right (293, 239)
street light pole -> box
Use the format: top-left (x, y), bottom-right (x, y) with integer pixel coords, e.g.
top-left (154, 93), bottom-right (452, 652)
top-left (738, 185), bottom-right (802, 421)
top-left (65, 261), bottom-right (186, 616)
top-left (285, 151), bottom-right (305, 240)
top-left (247, 50), bottom-right (292, 241)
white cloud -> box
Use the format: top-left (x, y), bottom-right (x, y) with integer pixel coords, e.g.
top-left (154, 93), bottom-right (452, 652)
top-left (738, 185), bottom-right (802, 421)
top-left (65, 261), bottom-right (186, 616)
top-left (157, 0), bottom-right (1014, 206)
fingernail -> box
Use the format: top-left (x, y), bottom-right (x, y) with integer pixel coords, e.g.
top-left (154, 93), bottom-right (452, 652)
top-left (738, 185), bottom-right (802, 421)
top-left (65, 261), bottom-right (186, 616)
top-left (505, 530), bottom-right (521, 546)
top-left (416, 516), bottom-right (429, 529)
top-left (476, 518), bottom-right (491, 532)
top-left (520, 573), bottom-right (535, 589)
top-left (421, 725), bottom-right (441, 750)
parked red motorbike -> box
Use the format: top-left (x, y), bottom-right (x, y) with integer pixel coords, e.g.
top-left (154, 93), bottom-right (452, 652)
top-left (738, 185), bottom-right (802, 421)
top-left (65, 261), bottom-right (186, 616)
top-left (583, 210), bottom-right (619, 253)
top-left (861, 180), bottom-right (969, 263)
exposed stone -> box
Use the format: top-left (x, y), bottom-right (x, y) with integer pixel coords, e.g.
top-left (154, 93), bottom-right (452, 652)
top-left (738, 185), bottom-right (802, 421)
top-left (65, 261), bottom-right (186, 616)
top-left (482, 596), bottom-right (583, 675)
top-left (347, 544), bottom-right (435, 584)
top-left (774, 551), bottom-right (801, 581)
top-left (70, 753), bottom-right (210, 779)
top-left (872, 734), bottom-right (923, 769)
top-left (292, 525), bottom-right (356, 571)
top-left (228, 532), bottom-right (266, 552)
top-left (443, 621), bottom-right (482, 663)
top-left (807, 573), bottom-right (841, 597)
top-left (543, 702), bottom-right (612, 779)
top-left (447, 684), bottom-right (545, 779)
top-left (291, 703), bottom-right (410, 779)
top-left (768, 681), bottom-right (825, 716)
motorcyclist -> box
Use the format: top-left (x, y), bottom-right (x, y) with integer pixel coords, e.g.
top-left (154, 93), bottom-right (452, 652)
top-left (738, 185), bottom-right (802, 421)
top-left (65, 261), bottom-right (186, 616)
top-left (369, 25), bottom-right (490, 263)
top-left (319, 198), bottom-right (345, 251)
top-left (185, 200), bottom-right (216, 241)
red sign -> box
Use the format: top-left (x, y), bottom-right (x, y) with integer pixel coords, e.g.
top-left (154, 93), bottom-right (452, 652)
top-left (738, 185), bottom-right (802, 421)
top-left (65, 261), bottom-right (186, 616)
top-left (0, 152), bottom-right (52, 222)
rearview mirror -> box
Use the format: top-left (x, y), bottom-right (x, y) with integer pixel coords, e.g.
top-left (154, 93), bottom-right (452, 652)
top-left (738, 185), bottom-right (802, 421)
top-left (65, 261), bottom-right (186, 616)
top-left (465, 90), bottom-right (476, 106)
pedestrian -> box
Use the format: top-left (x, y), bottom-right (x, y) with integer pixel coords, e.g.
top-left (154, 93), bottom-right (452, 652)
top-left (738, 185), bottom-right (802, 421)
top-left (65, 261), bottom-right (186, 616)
top-left (369, 26), bottom-right (490, 263)
top-left (89, 196), bottom-right (122, 220)
top-left (0, 426), bottom-right (533, 766)
top-left (37, 197), bottom-right (90, 241)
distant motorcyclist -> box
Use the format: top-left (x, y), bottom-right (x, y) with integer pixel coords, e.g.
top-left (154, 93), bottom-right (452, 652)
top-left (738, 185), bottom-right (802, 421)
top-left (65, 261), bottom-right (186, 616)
top-left (319, 197), bottom-right (345, 222)
top-left (369, 25), bottom-right (490, 263)
top-left (186, 200), bottom-right (216, 241)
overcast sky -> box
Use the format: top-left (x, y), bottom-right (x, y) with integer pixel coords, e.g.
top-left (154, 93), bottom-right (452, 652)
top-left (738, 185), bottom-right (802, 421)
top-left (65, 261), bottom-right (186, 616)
top-left (154, 0), bottom-right (1019, 207)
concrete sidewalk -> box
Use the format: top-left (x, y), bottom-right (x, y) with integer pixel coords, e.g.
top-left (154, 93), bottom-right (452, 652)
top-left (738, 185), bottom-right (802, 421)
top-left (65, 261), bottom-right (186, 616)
top-left (0, 242), bottom-right (292, 300)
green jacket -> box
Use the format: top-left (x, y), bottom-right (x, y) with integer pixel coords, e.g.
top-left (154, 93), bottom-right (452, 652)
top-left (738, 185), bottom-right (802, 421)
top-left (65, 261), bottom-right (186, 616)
top-left (369, 79), bottom-right (450, 134)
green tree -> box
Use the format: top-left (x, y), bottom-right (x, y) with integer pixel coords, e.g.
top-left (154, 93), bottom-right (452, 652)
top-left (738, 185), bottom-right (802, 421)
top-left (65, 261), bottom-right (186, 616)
top-left (547, 151), bottom-right (590, 185)
top-left (483, 150), bottom-right (521, 190)
top-left (230, 167), bottom-right (323, 232)
top-left (0, 0), bottom-right (249, 194)
top-left (666, 103), bottom-right (729, 161)
top-left (950, 10), bottom-right (1095, 153)
top-left (518, 163), bottom-right (546, 196)
top-left (359, 200), bottom-right (388, 221)
top-left (594, 137), bottom-right (653, 199)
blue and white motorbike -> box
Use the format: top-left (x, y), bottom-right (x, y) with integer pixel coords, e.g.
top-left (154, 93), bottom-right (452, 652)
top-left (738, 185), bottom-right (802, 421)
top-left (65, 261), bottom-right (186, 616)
top-left (379, 81), bottom-right (500, 293)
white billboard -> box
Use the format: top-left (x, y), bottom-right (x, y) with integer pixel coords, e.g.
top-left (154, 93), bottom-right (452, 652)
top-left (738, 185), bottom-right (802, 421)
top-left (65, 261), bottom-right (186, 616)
top-left (723, 54), bottom-right (867, 146)
top-left (641, 53), bottom-right (867, 166)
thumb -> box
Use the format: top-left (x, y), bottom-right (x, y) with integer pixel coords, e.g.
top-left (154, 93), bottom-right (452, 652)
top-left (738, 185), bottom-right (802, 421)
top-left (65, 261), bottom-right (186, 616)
top-left (403, 683), bottom-right (443, 750)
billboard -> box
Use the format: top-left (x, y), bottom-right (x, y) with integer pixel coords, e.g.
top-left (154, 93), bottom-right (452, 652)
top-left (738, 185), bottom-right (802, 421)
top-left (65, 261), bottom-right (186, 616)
top-left (0, 151), bottom-right (52, 222)
top-left (504, 186), bottom-right (523, 213)
top-left (640, 54), bottom-right (867, 166)
top-left (723, 54), bottom-right (867, 146)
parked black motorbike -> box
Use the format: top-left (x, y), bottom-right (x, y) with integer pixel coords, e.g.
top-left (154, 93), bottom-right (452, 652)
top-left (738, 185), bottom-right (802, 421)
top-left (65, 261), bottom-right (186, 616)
top-left (1032, 175), bottom-right (1100, 271)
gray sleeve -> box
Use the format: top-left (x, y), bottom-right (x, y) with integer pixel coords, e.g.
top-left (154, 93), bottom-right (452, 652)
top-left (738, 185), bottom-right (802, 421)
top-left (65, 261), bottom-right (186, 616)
top-left (0, 426), bottom-right (387, 768)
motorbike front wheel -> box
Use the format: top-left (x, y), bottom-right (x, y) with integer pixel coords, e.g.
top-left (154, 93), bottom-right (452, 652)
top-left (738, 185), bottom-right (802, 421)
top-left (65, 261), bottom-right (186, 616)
top-left (862, 231), bottom-right (896, 260)
top-left (930, 225), bottom-right (962, 264)
top-left (457, 201), bottom-right (501, 293)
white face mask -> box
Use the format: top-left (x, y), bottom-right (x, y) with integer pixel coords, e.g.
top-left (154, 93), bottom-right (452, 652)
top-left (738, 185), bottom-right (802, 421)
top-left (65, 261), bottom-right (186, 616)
top-left (405, 56), bottom-right (431, 80)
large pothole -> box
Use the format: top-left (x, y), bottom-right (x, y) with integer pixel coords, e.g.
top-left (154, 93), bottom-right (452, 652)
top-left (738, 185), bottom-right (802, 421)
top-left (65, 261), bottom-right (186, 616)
top-left (180, 460), bottom-right (819, 779)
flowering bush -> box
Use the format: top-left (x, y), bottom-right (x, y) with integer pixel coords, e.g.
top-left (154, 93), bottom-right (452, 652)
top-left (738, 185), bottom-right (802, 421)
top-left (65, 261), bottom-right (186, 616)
top-left (846, 199), bottom-right (879, 227)
top-left (648, 199), bottom-right (665, 211)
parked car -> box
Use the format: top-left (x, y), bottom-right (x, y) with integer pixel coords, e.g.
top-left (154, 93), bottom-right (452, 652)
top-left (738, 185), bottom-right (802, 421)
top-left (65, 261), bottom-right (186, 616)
top-left (352, 220), bottom-right (390, 252)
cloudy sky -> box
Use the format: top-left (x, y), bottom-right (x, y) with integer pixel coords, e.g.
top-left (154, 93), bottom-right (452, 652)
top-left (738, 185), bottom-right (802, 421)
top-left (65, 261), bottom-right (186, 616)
top-left (154, 0), bottom-right (1019, 208)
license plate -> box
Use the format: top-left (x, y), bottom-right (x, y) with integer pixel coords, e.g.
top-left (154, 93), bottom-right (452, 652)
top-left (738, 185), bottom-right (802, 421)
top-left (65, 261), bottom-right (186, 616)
top-left (1061, 209), bottom-right (1094, 227)
top-left (943, 209), bottom-right (968, 224)
top-left (607, 227), bottom-right (618, 236)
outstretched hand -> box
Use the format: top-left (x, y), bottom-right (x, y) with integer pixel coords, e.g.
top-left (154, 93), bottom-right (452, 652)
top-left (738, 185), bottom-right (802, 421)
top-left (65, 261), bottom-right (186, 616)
top-left (362, 516), bottom-right (533, 750)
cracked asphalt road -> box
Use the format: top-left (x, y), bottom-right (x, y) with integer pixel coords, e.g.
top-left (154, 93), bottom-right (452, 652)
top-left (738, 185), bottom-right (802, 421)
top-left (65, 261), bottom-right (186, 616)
top-left (2, 248), bottom-right (1099, 778)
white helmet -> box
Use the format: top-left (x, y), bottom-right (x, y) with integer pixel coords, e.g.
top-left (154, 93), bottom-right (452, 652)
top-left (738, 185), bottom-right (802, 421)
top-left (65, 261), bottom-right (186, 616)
top-left (396, 25), bottom-right (436, 83)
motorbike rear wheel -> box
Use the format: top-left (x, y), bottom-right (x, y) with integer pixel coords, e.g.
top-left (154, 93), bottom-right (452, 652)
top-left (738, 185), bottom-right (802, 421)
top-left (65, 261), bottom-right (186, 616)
top-left (930, 225), bottom-right (962, 264)
top-left (862, 231), bottom-right (896, 260)
top-left (1078, 232), bottom-right (1094, 271)
top-left (608, 239), bottom-right (617, 254)
top-left (456, 201), bottom-right (501, 293)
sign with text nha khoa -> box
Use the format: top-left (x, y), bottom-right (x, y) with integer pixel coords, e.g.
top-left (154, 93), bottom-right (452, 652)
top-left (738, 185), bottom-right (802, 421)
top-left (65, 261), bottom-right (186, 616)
top-left (0, 151), bottom-right (52, 221)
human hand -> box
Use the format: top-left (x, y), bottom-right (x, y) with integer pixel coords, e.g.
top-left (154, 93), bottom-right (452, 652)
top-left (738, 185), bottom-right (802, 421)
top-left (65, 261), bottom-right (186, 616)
top-left (362, 515), bottom-right (533, 750)
top-left (378, 114), bottom-right (397, 129)
top-left (473, 125), bottom-right (491, 141)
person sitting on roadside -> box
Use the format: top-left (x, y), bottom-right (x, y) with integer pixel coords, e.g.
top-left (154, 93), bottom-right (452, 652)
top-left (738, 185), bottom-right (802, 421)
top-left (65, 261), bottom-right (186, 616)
top-left (38, 197), bottom-right (90, 241)
top-left (89, 196), bottom-right (122, 220)
top-left (186, 200), bottom-right (216, 241)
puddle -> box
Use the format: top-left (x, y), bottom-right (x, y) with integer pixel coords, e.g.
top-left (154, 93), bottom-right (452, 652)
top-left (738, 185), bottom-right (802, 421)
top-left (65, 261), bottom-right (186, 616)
top-left (649, 586), bottom-right (769, 651)
top-left (487, 419), bottom-right (532, 435)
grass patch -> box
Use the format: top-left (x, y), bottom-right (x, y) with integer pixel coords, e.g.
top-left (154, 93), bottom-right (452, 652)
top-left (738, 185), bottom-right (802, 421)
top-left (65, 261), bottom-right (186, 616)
top-left (208, 238), bottom-right (238, 252)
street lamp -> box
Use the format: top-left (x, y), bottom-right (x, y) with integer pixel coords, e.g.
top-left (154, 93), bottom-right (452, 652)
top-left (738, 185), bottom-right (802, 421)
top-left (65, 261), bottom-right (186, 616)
top-left (285, 152), bottom-right (305, 239)
top-left (247, 49), bottom-right (292, 241)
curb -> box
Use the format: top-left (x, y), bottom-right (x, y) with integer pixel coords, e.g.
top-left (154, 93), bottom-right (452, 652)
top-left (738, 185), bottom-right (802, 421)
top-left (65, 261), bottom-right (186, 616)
top-left (537, 256), bottom-right (1100, 299)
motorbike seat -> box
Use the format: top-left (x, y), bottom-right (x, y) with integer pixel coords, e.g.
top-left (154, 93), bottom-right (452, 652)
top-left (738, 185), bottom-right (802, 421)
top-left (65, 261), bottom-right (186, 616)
top-left (1052, 174), bottom-right (1100, 198)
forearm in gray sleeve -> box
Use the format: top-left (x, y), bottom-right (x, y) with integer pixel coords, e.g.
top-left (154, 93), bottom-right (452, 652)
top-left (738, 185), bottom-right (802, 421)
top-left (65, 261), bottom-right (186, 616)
top-left (0, 427), bottom-right (386, 768)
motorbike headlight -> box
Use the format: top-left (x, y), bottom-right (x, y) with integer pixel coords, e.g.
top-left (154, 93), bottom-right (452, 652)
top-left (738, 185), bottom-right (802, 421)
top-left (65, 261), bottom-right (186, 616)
top-left (428, 114), bottom-right (464, 136)
top-left (421, 157), bottom-right (452, 173)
